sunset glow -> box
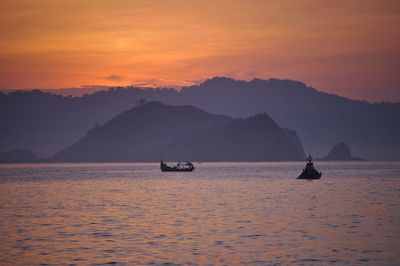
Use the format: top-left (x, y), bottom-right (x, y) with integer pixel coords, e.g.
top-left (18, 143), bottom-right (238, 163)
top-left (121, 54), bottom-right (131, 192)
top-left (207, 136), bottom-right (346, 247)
top-left (1, 0), bottom-right (399, 101)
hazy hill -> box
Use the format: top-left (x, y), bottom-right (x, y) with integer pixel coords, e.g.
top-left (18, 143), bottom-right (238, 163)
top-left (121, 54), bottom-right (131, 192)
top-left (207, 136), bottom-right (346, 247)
top-left (0, 148), bottom-right (36, 163)
top-left (320, 142), bottom-right (366, 161)
top-left (52, 102), bottom-right (232, 162)
top-left (176, 77), bottom-right (400, 161)
top-left (155, 114), bottom-right (305, 162)
top-left (1, 77), bottom-right (399, 160)
top-left (0, 88), bottom-right (178, 157)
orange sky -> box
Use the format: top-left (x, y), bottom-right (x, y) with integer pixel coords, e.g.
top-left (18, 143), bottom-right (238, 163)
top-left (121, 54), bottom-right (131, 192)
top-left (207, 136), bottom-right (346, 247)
top-left (0, 0), bottom-right (399, 102)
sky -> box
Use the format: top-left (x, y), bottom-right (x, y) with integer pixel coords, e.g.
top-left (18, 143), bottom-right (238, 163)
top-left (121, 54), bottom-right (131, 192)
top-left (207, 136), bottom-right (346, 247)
top-left (0, 0), bottom-right (399, 102)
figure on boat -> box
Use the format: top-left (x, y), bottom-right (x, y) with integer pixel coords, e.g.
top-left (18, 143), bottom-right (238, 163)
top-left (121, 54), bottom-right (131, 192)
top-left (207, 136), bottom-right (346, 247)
top-left (160, 160), bottom-right (195, 172)
top-left (297, 155), bottom-right (321, 179)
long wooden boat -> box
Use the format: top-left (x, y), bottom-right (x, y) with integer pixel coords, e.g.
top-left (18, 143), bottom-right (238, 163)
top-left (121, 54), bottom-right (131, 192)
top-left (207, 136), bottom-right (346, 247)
top-left (160, 160), bottom-right (195, 172)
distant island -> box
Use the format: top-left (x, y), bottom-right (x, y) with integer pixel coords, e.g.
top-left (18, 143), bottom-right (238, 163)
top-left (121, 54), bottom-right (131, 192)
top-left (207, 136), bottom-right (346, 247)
top-left (320, 142), bottom-right (366, 161)
top-left (155, 113), bottom-right (305, 162)
top-left (52, 102), bottom-right (305, 162)
top-left (0, 149), bottom-right (36, 163)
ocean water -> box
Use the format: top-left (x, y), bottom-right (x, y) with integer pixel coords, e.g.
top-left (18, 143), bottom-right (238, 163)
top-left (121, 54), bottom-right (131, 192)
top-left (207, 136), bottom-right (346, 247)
top-left (0, 162), bottom-right (399, 265)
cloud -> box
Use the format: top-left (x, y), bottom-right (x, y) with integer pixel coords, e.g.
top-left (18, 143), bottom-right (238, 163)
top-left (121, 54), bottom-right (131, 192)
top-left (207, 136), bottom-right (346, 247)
top-left (130, 78), bottom-right (198, 89)
top-left (105, 75), bottom-right (124, 81)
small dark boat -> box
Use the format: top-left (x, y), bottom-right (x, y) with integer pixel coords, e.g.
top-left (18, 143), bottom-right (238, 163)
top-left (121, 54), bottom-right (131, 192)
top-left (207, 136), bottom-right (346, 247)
top-left (160, 160), bottom-right (195, 172)
top-left (298, 155), bottom-right (321, 179)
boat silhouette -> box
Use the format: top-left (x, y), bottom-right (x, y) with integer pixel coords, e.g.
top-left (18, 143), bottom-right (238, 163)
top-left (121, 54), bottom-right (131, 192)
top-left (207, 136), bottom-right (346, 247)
top-left (298, 155), bottom-right (321, 179)
top-left (160, 160), bottom-right (195, 172)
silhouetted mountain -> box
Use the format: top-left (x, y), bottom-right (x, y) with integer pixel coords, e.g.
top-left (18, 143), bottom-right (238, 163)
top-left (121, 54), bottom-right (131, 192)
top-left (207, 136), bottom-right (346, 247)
top-left (0, 149), bottom-right (36, 163)
top-left (0, 88), bottom-right (179, 157)
top-left (320, 142), bottom-right (366, 161)
top-left (283, 128), bottom-right (306, 160)
top-left (176, 77), bottom-right (400, 161)
top-left (2, 77), bottom-right (399, 160)
top-left (52, 102), bottom-right (232, 162)
top-left (155, 114), bottom-right (305, 162)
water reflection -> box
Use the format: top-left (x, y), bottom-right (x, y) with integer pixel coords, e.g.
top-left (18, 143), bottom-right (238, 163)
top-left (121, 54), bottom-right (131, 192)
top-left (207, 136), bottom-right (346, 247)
top-left (0, 162), bottom-right (399, 264)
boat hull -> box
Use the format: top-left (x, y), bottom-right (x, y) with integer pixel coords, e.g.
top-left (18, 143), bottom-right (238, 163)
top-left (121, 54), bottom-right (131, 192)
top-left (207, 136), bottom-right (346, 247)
top-left (161, 167), bottom-right (194, 172)
top-left (297, 170), bottom-right (321, 179)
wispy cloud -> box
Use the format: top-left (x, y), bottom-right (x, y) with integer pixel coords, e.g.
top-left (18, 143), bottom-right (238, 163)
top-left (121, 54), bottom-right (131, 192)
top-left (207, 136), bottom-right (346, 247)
top-left (105, 75), bottom-right (124, 81)
top-left (130, 78), bottom-right (198, 89)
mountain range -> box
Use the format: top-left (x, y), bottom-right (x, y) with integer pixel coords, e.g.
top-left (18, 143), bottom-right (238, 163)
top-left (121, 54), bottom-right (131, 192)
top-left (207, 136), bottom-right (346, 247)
top-left (1, 77), bottom-right (399, 160)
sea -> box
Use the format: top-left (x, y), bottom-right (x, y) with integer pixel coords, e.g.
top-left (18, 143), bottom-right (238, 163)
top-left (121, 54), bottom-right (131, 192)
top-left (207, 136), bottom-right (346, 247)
top-left (0, 162), bottom-right (399, 265)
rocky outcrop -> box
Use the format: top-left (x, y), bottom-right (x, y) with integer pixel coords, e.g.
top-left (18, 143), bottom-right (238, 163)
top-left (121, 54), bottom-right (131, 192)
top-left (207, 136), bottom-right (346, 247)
top-left (321, 142), bottom-right (366, 161)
